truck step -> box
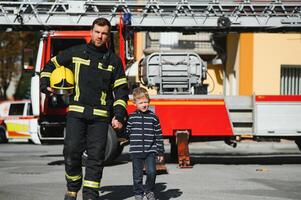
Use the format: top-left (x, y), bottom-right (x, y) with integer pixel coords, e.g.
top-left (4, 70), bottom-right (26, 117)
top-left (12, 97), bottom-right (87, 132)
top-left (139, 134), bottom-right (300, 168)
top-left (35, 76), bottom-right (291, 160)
top-left (233, 127), bottom-right (253, 135)
top-left (225, 96), bottom-right (255, 134)
top-left (229, 112), bottom-right (253, 123)
top-left (225, 96), bottom-right (253, 110)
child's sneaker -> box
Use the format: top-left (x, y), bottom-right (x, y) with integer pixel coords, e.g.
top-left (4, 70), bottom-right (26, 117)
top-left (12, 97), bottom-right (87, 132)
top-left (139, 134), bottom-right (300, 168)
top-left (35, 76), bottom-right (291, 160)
top-left (64, 191), bottom-right (77, 200)
top-left (145, 192), bottom-right (155, 200)
top-left (134, 195), bottom-right (144, 200)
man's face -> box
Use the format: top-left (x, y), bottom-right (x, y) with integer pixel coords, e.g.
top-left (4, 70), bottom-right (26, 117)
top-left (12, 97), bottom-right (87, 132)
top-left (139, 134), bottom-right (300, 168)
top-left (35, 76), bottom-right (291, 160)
top-left (134, 97), bottom-right (149, 113)
top-left (90, 24), bottom-right (110, 47)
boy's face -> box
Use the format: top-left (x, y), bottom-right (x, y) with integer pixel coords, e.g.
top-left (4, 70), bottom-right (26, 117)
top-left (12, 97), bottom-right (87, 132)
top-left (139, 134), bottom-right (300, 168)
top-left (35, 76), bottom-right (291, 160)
top-left (134, 97), bottom-right (149, 112)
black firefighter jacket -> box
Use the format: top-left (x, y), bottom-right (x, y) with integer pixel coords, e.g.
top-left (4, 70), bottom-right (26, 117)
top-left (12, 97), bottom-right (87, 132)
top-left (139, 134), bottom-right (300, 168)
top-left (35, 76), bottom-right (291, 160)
top-left (40, 42), bottom-right (129, 123)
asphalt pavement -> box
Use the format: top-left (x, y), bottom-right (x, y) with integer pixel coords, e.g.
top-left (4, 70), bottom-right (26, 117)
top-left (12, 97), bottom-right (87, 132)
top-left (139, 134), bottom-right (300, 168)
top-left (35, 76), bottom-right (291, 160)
top-left (0, 140), bottom-right (301, 200)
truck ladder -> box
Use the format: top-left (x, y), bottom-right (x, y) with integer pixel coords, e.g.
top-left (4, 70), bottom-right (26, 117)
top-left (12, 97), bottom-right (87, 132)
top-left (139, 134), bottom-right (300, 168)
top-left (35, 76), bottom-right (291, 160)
top-left (0, 0), bottom-right (301, 31)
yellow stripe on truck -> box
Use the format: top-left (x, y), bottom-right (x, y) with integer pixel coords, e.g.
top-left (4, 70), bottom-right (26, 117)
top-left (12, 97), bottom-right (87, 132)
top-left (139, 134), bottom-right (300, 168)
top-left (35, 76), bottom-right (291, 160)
top-left (6, 123), bottom-right (29, 132)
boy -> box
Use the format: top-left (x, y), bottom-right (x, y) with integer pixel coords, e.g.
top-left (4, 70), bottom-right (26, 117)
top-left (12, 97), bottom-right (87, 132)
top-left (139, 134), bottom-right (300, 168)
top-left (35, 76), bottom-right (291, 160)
top-left (126, 87), bottom-right (165, 200)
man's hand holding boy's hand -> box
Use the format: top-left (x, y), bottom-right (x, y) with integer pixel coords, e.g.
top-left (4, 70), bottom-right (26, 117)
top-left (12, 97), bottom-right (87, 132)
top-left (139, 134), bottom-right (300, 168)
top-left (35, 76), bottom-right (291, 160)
top-left (111, 116), bottom-right (123, 130)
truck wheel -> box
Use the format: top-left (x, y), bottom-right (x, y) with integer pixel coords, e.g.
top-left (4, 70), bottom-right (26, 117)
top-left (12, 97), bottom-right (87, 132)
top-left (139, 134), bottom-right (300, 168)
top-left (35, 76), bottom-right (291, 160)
top-left (82, 125), bottom-right (123, 166)
top-left (0, 127), bottom-right (8, 143)
top-left (295, 138), bottom-right (301, 151)
top-left (104, 126), bottom-right (120, 164)
top-left (169, 137), bottom-right (178, 162)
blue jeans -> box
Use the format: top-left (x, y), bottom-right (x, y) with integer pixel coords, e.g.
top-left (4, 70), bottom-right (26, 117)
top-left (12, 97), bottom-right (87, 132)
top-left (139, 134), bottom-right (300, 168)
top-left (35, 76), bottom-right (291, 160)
top-left (132, 153), bottom-right (156, 196)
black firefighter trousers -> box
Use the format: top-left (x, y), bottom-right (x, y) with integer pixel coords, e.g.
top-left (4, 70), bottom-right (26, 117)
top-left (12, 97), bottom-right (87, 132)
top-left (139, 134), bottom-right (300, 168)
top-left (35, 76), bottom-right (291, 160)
top-left (63, 116), bottom-right (108, 200)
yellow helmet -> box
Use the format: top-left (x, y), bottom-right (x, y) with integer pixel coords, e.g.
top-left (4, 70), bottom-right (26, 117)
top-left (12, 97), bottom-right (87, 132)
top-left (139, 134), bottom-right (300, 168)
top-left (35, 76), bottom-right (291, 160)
top-left (50, 66), bottom-right (74, 95)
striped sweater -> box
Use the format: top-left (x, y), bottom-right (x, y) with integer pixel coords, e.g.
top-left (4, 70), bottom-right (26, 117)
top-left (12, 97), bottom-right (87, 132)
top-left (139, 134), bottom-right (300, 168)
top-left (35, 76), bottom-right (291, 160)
top-left (126, 110), bottom-right (165, 157)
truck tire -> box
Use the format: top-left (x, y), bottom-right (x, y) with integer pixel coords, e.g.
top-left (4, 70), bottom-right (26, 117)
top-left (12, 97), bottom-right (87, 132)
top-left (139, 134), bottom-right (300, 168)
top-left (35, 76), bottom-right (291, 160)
top-left (104, 126), bottom-right (120, 164)
top-left (0, 126), bottom-right (8, 143)
top-left (82, 125), bottom-right (123, 166)
top-left (169, 137), bottom-right (178, 162)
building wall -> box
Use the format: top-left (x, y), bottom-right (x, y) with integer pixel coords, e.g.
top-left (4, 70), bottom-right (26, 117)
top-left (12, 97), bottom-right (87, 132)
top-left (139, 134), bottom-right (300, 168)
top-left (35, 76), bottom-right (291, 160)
top-left (204, 64), bottom-right (224, 95)
top-left (253, 33), bottom-right (301, 95)
top-left (226, 33), bottom-right (301, 96)
top-left (134, 32), bottom-right (145, 61)
top-left (225, 33), bottom-right (240, 96)
top-left (239, 33), bottom-right (254, 96)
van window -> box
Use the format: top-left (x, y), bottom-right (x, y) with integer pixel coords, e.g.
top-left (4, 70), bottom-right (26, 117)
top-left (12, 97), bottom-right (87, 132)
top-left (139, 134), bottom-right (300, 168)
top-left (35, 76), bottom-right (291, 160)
top-left (27, 103), bottom-right (33, 115)
top-left (9, 103), bottom-right (25, 116)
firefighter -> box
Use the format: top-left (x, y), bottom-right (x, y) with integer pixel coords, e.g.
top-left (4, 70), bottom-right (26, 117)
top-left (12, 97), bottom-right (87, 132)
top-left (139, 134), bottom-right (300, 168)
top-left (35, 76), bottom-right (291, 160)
top-left (40, 18), bottom-right (129, 200)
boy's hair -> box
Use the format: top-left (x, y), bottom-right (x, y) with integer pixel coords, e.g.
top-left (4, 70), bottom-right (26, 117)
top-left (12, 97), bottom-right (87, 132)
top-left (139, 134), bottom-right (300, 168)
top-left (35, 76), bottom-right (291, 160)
top-left (132, 87), bottom-right (150, 102)
top-left (91, 18), bottom-right (111, 32)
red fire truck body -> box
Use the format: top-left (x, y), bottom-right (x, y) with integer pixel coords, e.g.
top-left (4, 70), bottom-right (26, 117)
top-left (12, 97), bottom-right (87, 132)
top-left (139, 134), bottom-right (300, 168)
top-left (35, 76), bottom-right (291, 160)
top-left (127, 98), bottom-right (233, 137)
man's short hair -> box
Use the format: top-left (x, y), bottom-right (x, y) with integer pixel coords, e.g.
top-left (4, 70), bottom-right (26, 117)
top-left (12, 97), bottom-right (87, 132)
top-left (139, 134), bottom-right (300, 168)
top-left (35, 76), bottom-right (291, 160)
top-left (132, 87), bottom-right (150, 102)
top-left (91, 18), bottom-right (111, 31)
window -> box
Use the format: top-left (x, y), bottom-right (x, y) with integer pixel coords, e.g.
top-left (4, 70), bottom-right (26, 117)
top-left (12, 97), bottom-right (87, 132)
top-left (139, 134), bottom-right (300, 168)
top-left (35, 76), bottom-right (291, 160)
top-left (27, 103), bottom-right (33, 116)
top-left (8, 103), bottom-right (25, 116)
top-left (280, 65), bottom-right (301, 95)
top-left (51, 38), bottom-right (87, 57)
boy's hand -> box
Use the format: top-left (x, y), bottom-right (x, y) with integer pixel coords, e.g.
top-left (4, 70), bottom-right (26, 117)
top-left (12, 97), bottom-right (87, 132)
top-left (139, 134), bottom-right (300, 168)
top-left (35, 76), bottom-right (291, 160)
top-left (111, 116), bottom-right (123, 130)
top-left (157, 155), bottom-right (164, 163)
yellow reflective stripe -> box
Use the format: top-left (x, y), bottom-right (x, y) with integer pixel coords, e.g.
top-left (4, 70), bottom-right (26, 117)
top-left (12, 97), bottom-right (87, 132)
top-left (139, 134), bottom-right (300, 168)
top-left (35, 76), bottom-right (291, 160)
top-left (113, 78), bottom-right (127, 88)
top-left (72, 57), bottom-right (90, 65)
top-left (51, 57), bottom-right (60, 68)
top-left (113, 99), bottom-right (127, 109)
top-left (65, 173), bottom-right (82, 182)
top-left (83, 180), bottom-right (100, 189)
top-left (74, 63), bottom-right (80, 101)
top-left (100, 91), bottom-right (107, 105)
top-left (40, 72), bottom-right (51, 78)
top-left (72, 57), bottom-right (90, 101)
top-left (52, 85), bottom-right (74, 90)
top-left (93, 109), bottom-right (108, 117)
top-left (69, 105), bottom-right (84, 113)
top-left (98, 63), bottom-right (114, 72)
top-left (108, 65), bottom-right (114, 71)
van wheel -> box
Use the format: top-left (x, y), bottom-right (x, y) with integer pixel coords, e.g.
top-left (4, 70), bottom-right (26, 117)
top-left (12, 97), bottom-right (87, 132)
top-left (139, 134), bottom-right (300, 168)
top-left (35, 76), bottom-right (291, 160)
top-left (82, 126), bottom-right (123, 166)
top-left (0, 127), bottom-right (8, 143)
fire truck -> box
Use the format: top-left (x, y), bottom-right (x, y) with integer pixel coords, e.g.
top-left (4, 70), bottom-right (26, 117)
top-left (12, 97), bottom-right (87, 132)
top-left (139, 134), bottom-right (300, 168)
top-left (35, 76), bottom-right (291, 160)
top-left (1, 0), bottom-right (301, 167)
